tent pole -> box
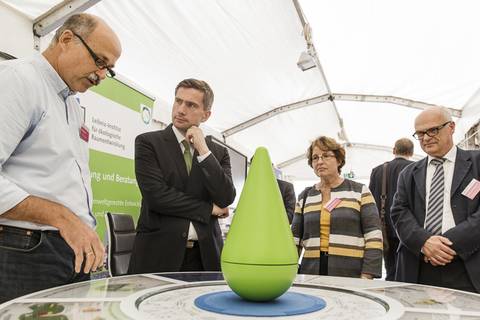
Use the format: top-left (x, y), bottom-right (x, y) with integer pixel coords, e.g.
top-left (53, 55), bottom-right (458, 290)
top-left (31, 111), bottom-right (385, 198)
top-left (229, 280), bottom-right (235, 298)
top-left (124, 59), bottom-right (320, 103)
top-left (291, 0), bottom-right (350, 143)
top-left (33, 0), bottom-right (101, 37)
top-left (276, 142), bottom-right (424, 169)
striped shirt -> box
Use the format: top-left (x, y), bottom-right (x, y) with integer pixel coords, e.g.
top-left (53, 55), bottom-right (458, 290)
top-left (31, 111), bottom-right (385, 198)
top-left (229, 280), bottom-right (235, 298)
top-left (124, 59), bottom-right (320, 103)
top-left (292, 179), bottom-right (383, 278)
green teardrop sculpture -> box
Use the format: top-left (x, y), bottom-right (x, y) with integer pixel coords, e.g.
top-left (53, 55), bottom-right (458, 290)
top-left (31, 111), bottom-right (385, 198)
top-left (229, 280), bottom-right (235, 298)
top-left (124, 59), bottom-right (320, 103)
top-left (221, 147), bottom-right (298, 301)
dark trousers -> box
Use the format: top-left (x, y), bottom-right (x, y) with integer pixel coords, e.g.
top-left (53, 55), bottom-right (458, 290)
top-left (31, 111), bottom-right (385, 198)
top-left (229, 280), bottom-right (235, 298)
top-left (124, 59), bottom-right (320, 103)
top-left (319, 252), bottom-right (328, 275)
top-left (0, 225), bottom-right (90, 303)
top-left (418, 257), bottom-right (476, 293)
top-left (180, 242), bottom-right (204, 271)
top-left (384, 236), bottom-right (399, 281)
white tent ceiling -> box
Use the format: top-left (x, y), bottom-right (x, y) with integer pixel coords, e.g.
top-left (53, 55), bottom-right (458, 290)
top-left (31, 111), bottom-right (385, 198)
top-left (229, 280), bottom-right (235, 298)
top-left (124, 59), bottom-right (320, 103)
top-left (2, 0), bottom-right (480, 185)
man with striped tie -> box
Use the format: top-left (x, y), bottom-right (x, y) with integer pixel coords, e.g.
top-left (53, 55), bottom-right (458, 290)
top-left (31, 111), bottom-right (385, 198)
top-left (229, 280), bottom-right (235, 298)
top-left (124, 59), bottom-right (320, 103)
top-left (391, 106), bottom-right (480, 293)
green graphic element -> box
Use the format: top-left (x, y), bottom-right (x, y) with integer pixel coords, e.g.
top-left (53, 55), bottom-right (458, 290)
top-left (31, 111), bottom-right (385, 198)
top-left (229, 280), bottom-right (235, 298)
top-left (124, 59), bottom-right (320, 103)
top-left (90, 78), bottom-right (154, 113)
top-left (221, 147), bottom-right (298, 301)
top-left (90, 149), bottom-right (141, 242)
top-left (19, 303), bottom-right (66, 320)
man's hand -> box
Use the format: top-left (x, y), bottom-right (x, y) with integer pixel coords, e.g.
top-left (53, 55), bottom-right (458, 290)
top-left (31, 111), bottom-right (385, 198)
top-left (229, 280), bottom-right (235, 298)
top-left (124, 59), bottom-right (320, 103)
top-left (422, 235), bottom-right (456, 266)
top-left (4, 196), bottom-right (105, 274)
top-left (211, 203), bottom-right (229, 218)
top-left (186, 126), bottom-right (209, 156)
top-left (57, 212), bottom-right (105, 274)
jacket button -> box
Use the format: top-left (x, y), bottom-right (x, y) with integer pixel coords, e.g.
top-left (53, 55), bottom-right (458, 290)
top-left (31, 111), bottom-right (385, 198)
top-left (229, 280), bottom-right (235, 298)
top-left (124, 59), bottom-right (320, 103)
top-left (182, 232), bottom-right (187, 238)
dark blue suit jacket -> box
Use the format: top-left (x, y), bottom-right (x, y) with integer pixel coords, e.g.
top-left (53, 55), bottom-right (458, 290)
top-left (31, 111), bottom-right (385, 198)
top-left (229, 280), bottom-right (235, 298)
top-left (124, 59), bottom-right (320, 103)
top-left (391, 148), bottom-right (480, 291)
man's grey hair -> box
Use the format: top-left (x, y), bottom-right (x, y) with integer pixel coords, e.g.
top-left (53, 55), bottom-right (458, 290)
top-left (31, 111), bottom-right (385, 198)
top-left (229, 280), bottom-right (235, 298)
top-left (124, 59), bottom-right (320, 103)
top-left (437, 106), bottom-right (453, 122)
top-left (51, 13), bottom-right (98, 46)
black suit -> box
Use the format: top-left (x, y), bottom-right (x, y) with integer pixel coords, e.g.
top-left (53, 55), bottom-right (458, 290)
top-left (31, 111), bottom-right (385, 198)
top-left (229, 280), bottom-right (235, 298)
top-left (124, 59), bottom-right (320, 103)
top-left (277, 179), bottom-right (296, 224)
top-left (391, 148), bottom-right (480, 292)
top-left (128, 124), bottom-right (236, 273)
top-left (369, 157), bottom-right (413, 280)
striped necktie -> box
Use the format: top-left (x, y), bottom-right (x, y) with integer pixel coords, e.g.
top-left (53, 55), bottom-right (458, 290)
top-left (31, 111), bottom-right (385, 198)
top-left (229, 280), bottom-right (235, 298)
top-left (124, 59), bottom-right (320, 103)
top-left (425, 158), bottom-right (445, 235)
top-left (182, 140), bottom-right (192, 174)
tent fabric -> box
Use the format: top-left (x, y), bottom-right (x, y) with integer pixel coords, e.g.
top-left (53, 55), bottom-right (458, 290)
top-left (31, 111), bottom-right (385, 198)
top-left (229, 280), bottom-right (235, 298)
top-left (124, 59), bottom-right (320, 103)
top-left (2, 0), bottom-right (479, 185)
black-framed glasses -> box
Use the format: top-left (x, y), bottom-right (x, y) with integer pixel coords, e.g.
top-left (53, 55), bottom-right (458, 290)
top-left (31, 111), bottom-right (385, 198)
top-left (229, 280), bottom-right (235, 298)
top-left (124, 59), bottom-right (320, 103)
top-left (412, 121), bottom-right (451, 140)
top-left (72, 31), bottom-right (115, 78)
top-left (311, 152), bottom-right (336, 162)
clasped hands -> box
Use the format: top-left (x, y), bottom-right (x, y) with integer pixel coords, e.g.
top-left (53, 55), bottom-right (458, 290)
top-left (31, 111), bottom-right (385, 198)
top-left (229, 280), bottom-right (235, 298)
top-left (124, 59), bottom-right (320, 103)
top-left (422, 235), bottom-right (456, 266)
top-left (212, 203), bottom-right (229, 219)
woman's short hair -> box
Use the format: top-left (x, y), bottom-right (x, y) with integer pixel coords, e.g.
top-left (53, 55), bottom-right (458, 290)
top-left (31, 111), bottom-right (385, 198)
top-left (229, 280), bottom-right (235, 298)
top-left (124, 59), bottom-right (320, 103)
top-left (307, 136), bottom-right (346, 174)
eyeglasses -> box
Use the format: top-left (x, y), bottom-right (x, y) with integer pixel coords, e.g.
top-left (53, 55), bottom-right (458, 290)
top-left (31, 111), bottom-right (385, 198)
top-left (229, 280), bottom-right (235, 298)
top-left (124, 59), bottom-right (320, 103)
top-left (311, 152), bottom-right (336, 162)
top-left (412, 121), bottom-right (451, 140)
top-left (72, 31), bottom-right (116, 78)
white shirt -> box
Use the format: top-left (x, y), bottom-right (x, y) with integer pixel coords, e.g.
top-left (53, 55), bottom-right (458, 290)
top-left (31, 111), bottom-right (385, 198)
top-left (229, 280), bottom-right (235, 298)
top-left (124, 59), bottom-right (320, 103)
top-left (424, 146), bottom-right (457, 233)
top-left (172, 125), bottom-right (211, 240)
top-left (0, 53), bottom-right (95, 230)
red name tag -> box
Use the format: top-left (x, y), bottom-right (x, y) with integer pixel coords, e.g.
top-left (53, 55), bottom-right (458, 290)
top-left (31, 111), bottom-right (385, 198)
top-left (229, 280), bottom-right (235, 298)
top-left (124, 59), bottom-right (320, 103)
top-left (79, 124), bottom-right (89, 142)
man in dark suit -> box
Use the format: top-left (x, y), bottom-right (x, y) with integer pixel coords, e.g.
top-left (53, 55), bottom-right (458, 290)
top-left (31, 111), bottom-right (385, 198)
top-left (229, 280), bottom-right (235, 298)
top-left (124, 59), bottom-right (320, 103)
top-left (391, 106), bottom-right (480, 293)
top-left (369, 138), bottom-right (414, 280)
top-left (128, 79), bottom-right (236, 273)
top-left (277, 179), bottom-right (296, 224)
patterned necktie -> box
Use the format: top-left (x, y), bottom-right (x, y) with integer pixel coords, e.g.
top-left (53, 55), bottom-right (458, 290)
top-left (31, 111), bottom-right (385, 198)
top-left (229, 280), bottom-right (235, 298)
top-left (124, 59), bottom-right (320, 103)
top-left (425, 158), bottom-right (445, 235)
top-left (182, 140), bottom-right (192, 174)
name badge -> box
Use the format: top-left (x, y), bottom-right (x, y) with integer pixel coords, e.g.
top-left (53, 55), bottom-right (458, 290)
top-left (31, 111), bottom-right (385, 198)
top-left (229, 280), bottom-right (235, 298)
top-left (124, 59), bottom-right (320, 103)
top-left (79, 124), bottom-right (89, 142)
top-left (325, 198), bottom-right (341, 212)
top-left (461, 178), bottom-right (480, 200)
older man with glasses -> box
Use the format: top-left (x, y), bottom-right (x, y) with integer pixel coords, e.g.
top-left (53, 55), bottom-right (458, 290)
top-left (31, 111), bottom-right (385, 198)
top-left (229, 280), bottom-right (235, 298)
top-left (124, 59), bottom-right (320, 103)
top-left (0, 13), bottom-right (121, 302)
top-left (391, 106), bottom-right (480, 293)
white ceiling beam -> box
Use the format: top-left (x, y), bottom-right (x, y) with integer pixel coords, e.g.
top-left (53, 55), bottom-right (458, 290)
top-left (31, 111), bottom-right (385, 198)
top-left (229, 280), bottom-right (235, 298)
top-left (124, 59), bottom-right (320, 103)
top-left (222, 92), bottom-right (461, 138)
top-left (33, 0), bottom-right (100, 37)
top-left (222, 94), bottom-right (331, 137)
top-left (292, 0), bottom-right (350, 143)
top-left (332, 93), bottom-right (462, 118)
top-left (277, 142), bottom-right (424, 169)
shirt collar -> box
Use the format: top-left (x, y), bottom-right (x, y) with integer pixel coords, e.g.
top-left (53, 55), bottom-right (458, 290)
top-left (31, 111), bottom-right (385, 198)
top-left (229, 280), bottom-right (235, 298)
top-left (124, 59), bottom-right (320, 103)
top-left (34, 53), bottom-right (75, 101)
top-left (427, 145), bottom-right (457, 164)
top-left (172, 125), bottom-right (186, 144)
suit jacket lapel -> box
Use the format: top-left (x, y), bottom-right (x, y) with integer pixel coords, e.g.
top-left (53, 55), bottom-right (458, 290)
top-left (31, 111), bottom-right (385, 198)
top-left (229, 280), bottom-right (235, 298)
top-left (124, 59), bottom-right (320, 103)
top-left (165, 125), bottom-right (189, 185)
top-left (413, 157), bottom-right (428, 202)
top-left (451, 148), bottom-right (471, 196)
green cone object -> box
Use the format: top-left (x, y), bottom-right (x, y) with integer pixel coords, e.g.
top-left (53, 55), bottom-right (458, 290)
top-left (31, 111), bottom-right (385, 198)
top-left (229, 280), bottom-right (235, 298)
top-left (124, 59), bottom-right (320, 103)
top-left (221, 147), bottom-right (298, 301)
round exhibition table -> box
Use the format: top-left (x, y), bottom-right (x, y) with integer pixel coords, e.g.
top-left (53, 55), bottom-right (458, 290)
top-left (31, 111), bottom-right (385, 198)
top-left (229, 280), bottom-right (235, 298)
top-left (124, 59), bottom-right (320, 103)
top-left (1, 272), bottom-right (480, 319)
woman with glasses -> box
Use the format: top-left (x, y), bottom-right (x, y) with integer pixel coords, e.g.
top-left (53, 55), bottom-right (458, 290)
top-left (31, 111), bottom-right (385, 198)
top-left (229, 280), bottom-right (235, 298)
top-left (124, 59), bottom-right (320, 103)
top-left (291, 136), bottom-right (383, 278)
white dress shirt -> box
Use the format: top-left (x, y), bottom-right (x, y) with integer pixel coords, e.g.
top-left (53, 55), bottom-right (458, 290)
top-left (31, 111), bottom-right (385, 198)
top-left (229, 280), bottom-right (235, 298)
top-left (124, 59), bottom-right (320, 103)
top-left (0, 53), bottom-right (95, 230)
top-left (424, 146), bottom-right (457, 233)
top-left (172, 125), bottom-right (211, 240)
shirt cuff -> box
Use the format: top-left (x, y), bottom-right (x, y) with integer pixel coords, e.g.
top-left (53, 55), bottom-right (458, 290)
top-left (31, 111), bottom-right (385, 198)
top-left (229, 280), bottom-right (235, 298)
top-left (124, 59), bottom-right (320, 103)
top-left (0, 184), bottom-right (29, 214)
top-left (197, 151), bottom-right (211, 163)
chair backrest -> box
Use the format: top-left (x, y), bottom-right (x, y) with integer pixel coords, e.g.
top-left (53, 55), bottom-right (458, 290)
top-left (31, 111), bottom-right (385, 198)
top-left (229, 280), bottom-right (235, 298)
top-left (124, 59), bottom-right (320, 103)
top-left (105, 212), bottom-right (136, 277)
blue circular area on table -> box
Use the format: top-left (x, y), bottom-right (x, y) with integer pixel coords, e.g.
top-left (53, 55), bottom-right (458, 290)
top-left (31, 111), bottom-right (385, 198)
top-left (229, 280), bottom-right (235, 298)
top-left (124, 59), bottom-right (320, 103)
top-left (194, 291), bottom-right (326, 317)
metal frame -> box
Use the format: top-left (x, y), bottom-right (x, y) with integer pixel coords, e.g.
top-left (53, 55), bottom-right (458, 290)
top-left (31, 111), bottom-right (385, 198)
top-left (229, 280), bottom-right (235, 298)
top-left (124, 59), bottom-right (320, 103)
top-left (222, 92), bottom-right (462, 138)
top-left (276, 142), bottom-right (424, 169)
top-left (291, 0), bottom-right (349, 143)
top-left (33, 0), bottom-right (100, 37)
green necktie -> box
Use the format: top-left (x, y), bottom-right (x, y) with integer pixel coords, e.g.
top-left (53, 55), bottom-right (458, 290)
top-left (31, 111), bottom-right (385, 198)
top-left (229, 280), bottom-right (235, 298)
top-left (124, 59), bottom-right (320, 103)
top-left (182, 140), bottom-right (192, 174)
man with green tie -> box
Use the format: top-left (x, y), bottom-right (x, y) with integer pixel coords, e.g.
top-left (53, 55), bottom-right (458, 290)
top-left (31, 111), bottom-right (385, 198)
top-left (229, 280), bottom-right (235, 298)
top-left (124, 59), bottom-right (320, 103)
top-left (129, 79), bottom-right (236, 273)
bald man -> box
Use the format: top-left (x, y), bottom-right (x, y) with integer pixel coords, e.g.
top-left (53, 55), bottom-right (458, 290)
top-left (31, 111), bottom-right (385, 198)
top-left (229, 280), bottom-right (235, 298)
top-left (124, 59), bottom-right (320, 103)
top-left (391, 106), bottom-right (480, 293)
top-left (0, 13), bottom-right (121, 302)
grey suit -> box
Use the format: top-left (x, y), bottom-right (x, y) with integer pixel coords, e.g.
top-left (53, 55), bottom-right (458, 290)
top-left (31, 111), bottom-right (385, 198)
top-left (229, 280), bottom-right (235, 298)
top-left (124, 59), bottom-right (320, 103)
top-left (391, 148), bottom-right (480, 292)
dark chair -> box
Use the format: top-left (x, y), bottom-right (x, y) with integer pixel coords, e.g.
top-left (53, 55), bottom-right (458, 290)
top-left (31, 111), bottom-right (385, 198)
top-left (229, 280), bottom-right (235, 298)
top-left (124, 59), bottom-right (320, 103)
top-left (105, 212), bottom-right (136, 277)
